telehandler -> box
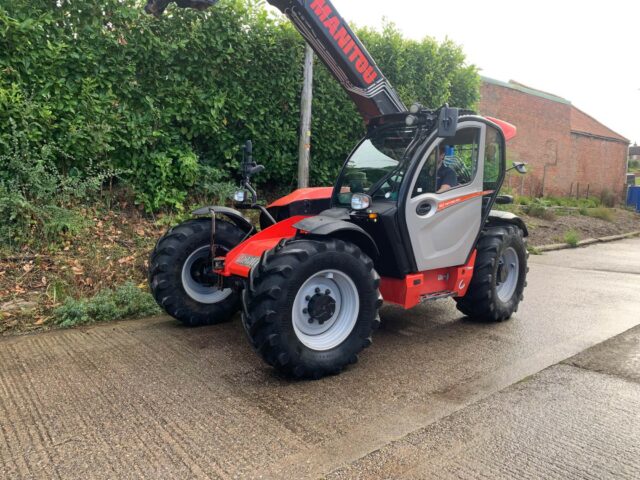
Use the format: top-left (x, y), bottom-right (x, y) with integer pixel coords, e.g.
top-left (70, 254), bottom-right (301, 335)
top-left (146, 0), bottom-right (529, 378)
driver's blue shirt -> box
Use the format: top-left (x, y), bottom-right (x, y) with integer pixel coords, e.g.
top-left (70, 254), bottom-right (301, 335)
top-left (437, 165), bottom-right (458, 191)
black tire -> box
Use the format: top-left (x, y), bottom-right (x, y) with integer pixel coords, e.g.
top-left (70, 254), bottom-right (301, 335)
top-left (455, 226), bottom-right (528, 322)
top-left (242, 238), bottom-right (382, 379)
top-left (149, 218), bottom-right (245, 326)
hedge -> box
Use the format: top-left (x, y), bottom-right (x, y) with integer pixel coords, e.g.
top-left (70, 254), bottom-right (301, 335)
top-left (0, 0), bottom-right (480, 211)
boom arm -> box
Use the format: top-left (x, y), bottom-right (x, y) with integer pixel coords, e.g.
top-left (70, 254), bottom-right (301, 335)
top-left (145, 0), bottom-right (407, 122)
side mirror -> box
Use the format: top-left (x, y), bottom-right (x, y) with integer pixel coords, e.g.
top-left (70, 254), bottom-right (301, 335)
top-left (437, 106), bottom-right (459, 138)
top-left (512, 162), bottom-right (527, 175)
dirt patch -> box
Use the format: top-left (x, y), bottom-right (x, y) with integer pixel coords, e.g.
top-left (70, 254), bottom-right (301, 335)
top-left (0, 207), bottom-right (165, 336)
top-left (522, 208), bottom-right (640, 246)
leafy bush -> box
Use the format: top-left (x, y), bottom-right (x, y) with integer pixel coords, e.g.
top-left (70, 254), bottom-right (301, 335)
top-left (0, 123), bottom-right (120, 248)
top-left (564, 229), bottom-right (580, 247)
top-left (526, 201), bottom-right (556, 221)
top-left (53, 282), bottom-right (161, 328)
top-left (0, 0), bottom-right (480, 211)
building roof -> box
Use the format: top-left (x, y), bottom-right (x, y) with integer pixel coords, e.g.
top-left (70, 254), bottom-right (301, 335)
top-left (481, 76), bottom-right (571, 105)
top-left (630, 145), bottom-right (640, 156)
top-left (482, 76), bottom-right (629, 144)
top-left (570, 106), bottom-right (629, 144)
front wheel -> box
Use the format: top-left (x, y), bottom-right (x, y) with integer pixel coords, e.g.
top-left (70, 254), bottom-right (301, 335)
top-left (242, 238), bottom-right (382, 379)
top-left (455, 226), bottom-right (528, 322)
top-left (149, 218), bottom-right (246, 326)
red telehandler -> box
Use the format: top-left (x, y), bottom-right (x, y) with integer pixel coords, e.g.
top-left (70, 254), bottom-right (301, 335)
top-left (145, 0), bottom-right (529, 379)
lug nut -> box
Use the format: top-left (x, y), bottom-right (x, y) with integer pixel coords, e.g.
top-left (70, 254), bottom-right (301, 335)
top-left (305, 296), bottom-right (311, 301)
top-left (325, 290), bottom-right (331, 296)
top-left (315, 288), bottom-right (321, 294)
top-left (308, 318), bottom-right (314, 324)
top-left (303, 308), bottom-right (308, 314)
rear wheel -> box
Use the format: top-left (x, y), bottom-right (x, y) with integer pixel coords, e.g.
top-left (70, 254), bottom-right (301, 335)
top-left (455, 226), bottom-right (528, 322)
top-left (242, 238), bottom-right (382, 379)
top-left (149, 219), bottom-right (245, 326)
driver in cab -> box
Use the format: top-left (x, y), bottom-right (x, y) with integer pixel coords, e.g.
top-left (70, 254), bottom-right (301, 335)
top-left (436, 144), bottom-right (458, 193)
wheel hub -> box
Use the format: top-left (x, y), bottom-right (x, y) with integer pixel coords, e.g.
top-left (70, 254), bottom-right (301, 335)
top-left (190, 257), bottom-right (219, 287)
top-left (495, 247), bottom-right (520, 303)
top-left (307, 290), bottom-right (336, 324)
top-left (292, 270), bottom-right (360, 352)
top-left (497, 260), bottom-right (508, 284)
top-left (181, 245), bottom-right (233, 305)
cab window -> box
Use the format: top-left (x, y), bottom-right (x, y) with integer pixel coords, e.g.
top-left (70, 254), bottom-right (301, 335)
top-left (412, 127), bottom-right (481, 197)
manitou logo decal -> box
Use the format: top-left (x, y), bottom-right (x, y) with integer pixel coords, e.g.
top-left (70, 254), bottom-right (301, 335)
top-left (309, 0), bottom-right (379, 85)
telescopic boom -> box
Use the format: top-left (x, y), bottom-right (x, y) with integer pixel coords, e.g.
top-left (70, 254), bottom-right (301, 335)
top-left (145, 0), bottom-right (407, 122)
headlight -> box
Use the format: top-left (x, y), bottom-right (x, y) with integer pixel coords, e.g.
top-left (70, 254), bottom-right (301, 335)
top-left (233, 190), bottom-right (247, 203)
top-left (351, 193), bottom-right (371, 211)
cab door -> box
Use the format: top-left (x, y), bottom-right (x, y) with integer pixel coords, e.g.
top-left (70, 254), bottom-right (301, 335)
top-left (405, 122), bottom-right (486, 271)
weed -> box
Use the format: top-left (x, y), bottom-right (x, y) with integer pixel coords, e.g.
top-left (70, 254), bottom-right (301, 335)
top-left (0, 123), bottom-right (122, 249)
top-left (564, 229), bottom-right (580, 247)
top-left (586, 207), bottom-right (615, 222)
top-left (600, 189), bottom-right (616, 208)
top-left (526, 201), bottom-right (556, 221)
top-left (53, 282), bottom-right (160, 328)
top-left (527, 245), bottom-right (542, 255)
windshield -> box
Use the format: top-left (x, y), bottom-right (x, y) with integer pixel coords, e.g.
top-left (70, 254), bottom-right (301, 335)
top-left (334, 125), bottom-right (418, 206)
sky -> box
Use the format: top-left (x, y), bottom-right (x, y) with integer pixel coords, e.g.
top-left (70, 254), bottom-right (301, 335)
top-left (266, 0), bottom-right (639, 144)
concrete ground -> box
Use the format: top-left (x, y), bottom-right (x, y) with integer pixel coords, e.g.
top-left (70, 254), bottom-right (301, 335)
top-left (1, 238), bottom-right (640, 479)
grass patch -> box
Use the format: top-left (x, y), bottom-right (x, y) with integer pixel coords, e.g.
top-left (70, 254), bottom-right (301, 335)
top-left (526, 202), bottom-right (556, 221)
top-left (564, 229), bottom-right (580, 248)
top-left (53, 282), bottom-right (160, 328)
top-left (585, 207), bottom-right (615, 222)
top-left (520, 196), bottom-right (600, 209)
top-left (527, 245), bottom-right (542, 255)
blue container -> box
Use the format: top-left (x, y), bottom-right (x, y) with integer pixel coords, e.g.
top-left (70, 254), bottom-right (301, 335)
top-left (627, 186), bottom-right (640, 212)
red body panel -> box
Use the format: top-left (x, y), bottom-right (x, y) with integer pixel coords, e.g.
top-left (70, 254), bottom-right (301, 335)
top-left (486, 117), bottom-right (517, 141)
top-left (222, 216), bottom-right (309, 278)
top-left (437, 190), bottom-right (494, 212)
top-left (268, 187), bottom-right (333, 208)
top-left (379, 251), bottom-right (477, 309)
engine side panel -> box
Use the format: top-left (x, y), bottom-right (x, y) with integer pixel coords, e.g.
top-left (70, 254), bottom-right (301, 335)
top-left (264, 188), bottom-right (333, 228)
top-left (222, 216), bottom-right (308, 278)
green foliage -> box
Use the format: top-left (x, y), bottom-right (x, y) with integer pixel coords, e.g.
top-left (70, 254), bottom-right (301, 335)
top-left (53, 282), bottom-right (161, 328)
top-left (564, 229), bottom-right (580, 247)
top-left (628, 159), bottom-right (639, 171)
top-left (1, 1), bottom-right (479, 211)
top-left (0, 122), bottom-right (119, 248)
top-left (585, 207), bottom-right (615, 222)
top-left (525, 200), bottom-right (556, 221)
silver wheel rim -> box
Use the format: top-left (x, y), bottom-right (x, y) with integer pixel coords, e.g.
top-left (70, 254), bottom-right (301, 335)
top-left (181, 246), bottom-right (233, 304)
top-left (292, 269), bottom-right (360, 352)
top-left (496, 247), bottom-right (520, 303)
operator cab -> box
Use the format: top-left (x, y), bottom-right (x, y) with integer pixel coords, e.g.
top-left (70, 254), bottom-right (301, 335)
top-left (331, 111), bottom-right (509, 278)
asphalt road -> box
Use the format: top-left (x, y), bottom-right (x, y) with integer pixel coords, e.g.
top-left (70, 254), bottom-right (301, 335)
top-left (1, 238), bottom-right (640, 479)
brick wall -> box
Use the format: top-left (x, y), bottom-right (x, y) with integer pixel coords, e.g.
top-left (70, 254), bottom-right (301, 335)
top-left (572, 134), bottom-right (628, 198)
top-left (480, 80), bottom-right (628, 199)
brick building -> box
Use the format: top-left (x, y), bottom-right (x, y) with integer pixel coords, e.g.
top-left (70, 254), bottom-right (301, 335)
top-left (480, 77), bottom-right (629, 199)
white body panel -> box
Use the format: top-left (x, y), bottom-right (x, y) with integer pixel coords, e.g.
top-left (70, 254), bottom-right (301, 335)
top-left (405, 122), bottom-right (486, 271)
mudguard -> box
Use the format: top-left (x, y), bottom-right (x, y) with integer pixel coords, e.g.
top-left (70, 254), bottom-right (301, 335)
top-left (192, 206), bottom-right (253, 232)
top-left (294, 215), bottom-right (380, 260)
top-left (487, 210), bottom-right (529, 237)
